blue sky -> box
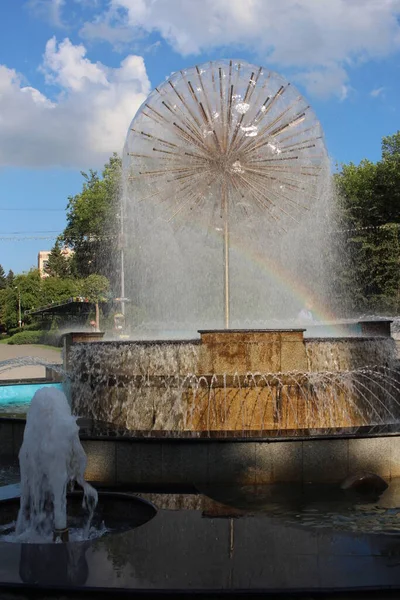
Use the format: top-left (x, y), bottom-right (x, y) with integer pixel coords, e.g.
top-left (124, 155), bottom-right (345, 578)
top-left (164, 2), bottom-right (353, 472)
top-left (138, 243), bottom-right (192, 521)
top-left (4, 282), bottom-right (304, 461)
top-left (1, 0), bottom-right (400, 273)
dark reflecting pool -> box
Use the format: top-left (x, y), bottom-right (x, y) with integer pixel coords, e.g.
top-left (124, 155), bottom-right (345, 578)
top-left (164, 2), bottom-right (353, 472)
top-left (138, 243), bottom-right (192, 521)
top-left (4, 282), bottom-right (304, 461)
top-left (1, 483), bottom-right (400, 594)
top-left (197, 480), bottom-right (400, 535)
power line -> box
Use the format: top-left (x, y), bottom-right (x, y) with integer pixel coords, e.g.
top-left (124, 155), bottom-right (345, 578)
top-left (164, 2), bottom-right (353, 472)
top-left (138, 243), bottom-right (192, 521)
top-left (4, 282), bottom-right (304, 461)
top-left (0, 208), bottom-right (65, 212)
top-left (0, 236), bottom-right (58, 241)
top-left (0, 230), bottom-right (61, 235)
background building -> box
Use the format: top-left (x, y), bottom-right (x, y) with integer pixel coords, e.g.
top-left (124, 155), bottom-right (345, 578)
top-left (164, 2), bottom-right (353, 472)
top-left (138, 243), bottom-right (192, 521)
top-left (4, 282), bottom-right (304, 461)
top-left (37, 250), bottom-right (51, 278)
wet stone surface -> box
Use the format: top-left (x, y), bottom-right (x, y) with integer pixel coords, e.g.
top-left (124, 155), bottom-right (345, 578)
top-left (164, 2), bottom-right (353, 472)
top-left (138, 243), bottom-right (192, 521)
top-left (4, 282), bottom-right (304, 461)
top-left (1, 481), bottom-right (400, 592)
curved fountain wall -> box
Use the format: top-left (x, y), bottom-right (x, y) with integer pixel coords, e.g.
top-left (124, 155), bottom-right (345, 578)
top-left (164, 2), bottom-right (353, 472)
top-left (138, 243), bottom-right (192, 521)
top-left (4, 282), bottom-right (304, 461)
top-left (67, 326), bottom-right (400, 434)
top-left (305, 337), bottom-right (397, 371)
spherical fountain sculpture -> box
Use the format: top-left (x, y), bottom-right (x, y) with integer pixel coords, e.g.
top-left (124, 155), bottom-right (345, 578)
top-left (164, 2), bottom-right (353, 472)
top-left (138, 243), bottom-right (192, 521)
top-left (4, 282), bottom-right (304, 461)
top-left (123, 59), bottom-right (330, 333)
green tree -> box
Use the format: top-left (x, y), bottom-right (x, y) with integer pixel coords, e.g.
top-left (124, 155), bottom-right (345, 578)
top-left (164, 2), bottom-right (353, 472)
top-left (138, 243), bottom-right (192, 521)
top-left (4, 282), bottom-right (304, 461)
top-left (44, 240), bottom-right (71, 278)
top-left (334, 131), bottom-right (400, 313)
top-left (41, 276), bottom-right (80, 305)
top-left (6, 269), bottom-right (14, 288)
top-left (0, 265), bottom-right (6, 290)
top-left (15, 270), bottom-right (42, 316)
top-left (0, 287), bottom-right (18, 331)
top-left (63, 154), bottom-right (121, 290)
top-left (80, 274), bottom-right (110, 330)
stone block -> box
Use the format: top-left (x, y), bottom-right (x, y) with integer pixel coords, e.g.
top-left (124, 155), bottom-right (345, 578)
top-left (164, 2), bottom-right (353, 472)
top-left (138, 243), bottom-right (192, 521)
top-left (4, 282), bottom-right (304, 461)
top-left (0, 421), bottom-right (14, 457)
top-left (212, 342), bottom-right (247, 375)
top-left (246, 342), bottom-right (280, 373)
top-left (82, 440), bottom-right (116, 484)
top-left (270, 440), bottom-right (303, 482)
top-left (246, 332), bottom-right (281, 344)
top-left (273, 521), bottom-right (318, 556)
top-left (317, 530), bottom-right (373, 556)
top-left (207, 442), bottom-right (257, 485)
top-left (274, 555), bottom-right (320, 589)
top-left (280, 330), bottom-right (305, 342)
top-left (12, 421), bottom-right (25, 456)
top-left (360, 320), bottom-right (391, 338)
top-left (348, 437), bottom-right (391, 478)
top-left (390, 436), bottom-right (400, 478)
top-left (254, 442), bottom-right (273, 483)
top-left (280, 340), bottom-right (308, 372)
top-left (231, 518), bottom-right (276, 588)
top-left (318, 555), bottom-right (379, 589)
top-left (303, 439), bottom-right (349, 483)
top-left (116, 441), bottom-right (162, 485)
top-left (161, 441), bottom-right (208, 485)
top-left (196, 345), bottom-right (213, 375)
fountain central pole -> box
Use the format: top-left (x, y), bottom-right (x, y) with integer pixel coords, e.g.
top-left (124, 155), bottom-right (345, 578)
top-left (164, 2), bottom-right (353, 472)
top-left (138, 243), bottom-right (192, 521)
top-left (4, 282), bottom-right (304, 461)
top-left (223, 179), bottom-right (230, 329)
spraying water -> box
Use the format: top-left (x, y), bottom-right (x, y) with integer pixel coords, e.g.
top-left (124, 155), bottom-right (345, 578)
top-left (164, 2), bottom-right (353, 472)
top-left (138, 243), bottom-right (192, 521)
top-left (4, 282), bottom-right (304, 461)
top-left (16, 387), bottom-right (98, 542)
top-left (123, 59), bottom-right (334, 336)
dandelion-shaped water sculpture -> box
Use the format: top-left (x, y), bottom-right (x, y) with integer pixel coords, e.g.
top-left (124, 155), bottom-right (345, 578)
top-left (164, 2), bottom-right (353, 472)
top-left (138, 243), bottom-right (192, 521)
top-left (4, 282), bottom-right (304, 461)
top-left (126, 59), bottom-right (328, 327)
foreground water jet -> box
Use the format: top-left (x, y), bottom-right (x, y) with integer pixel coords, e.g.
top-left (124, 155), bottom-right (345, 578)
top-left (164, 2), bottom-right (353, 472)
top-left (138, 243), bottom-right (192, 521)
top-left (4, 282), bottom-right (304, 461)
top-left (16, 387), bottom-right (97, 542)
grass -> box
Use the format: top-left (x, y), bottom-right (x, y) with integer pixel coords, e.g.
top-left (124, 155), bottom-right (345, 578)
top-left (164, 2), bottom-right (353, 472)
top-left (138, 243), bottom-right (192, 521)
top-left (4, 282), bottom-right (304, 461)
top-left (34, 344), bottom-right (62, 352)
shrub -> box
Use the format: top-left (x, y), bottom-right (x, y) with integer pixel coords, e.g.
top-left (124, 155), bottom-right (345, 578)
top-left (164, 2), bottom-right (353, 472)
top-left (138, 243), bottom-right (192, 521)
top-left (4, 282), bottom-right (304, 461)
top-left (7, 331), bottom-right (44, 345)
top-left (7, 329), bottom-right (63, 346)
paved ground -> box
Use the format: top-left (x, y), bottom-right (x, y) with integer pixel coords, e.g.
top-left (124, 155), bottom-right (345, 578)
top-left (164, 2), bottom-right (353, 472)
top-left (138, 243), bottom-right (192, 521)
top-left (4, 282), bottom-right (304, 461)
top-left (0, 344), bottom-right (62, 381)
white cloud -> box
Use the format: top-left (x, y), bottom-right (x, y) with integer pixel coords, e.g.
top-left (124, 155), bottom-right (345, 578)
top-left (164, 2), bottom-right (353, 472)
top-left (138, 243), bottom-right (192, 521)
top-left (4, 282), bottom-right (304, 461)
top-left (80, 19), bottom-right (134, 48)
top-left (144, 40), bottom-right (161, 54)
top-left (27, 0), bottom-right (66, 28)
top-left (370, 86), bottom-right (386, 98)
top-left (294, 65), bottom-right (351, 101)
top-left (0, 38), bottom-right (150, 168)
top-left (81, 0), bottom-right (400, 97)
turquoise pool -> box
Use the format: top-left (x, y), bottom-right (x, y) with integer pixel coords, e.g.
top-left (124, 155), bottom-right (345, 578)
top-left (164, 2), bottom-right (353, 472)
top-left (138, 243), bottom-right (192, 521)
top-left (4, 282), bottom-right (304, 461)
top-left (0, 382), bottom-right (63, 416)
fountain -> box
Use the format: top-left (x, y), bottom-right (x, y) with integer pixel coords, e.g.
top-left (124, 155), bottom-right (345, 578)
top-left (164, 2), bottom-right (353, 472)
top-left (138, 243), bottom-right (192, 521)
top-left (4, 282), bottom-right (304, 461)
top-left (58, 60), bottom-right (400, 490)
top-left (1, 59), bottom-right (400, 595)
top-left (0, 386), bottom-right (156, 551)
top-left (63, 61), bottom-right (395, 432)
top-left (16, 387), bottom-right (98, 542)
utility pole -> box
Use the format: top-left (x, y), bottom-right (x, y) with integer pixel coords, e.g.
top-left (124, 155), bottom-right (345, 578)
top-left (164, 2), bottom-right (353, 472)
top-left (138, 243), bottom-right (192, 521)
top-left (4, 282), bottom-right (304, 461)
top-left (15, 286), bottom-right (22, 328)
top-left (119, 195), bottom-right (125, 317)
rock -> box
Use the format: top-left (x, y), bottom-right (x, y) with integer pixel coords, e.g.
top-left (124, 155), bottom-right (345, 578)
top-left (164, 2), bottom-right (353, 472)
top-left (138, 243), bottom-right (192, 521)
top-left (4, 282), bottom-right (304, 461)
top-left (341, 471), bottom-right (388, 495)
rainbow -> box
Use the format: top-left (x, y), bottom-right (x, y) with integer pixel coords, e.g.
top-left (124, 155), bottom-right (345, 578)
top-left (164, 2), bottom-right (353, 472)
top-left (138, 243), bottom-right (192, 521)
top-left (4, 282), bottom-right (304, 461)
top-left (228, 235), bottom-right (338, 323)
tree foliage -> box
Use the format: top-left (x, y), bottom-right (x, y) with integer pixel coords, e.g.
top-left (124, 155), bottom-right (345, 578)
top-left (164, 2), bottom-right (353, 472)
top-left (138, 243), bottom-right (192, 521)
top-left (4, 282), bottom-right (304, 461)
top-left (0, 269), bottom-right (108, 333)
top-left (63, 154), bottom-right (121, 290)
top-left (44, 240), bottom-right (71, 278)
top-left (6, 269), bottom-right (14, 288)
top-left (334, 131), bottom-right (400, 313)
top-left (80, 274), bottom-right (110, 331)
top-left (0, 265), bottom-right (6, 290)
top-left (80, 274), bottom-right (110, 303)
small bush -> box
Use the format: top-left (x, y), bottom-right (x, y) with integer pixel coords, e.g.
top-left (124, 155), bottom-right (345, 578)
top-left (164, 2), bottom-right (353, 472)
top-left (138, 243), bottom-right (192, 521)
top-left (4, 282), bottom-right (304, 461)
top-left (7, 329), bottom-right (63, 346)
top-left (7, 331), bottom-right (44, 345)
top-left (8, 323), bottom-right (42, 336)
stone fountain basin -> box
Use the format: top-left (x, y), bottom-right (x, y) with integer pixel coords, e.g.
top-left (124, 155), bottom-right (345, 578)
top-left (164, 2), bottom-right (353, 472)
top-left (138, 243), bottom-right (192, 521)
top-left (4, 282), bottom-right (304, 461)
top-left (0, 491), bottom-right (157, 542)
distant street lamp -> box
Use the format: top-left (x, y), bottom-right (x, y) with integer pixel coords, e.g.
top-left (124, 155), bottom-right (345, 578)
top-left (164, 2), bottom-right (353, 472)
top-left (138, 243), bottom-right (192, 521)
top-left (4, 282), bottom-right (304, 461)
top-left (15, 286), bottom-right (22, 329)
